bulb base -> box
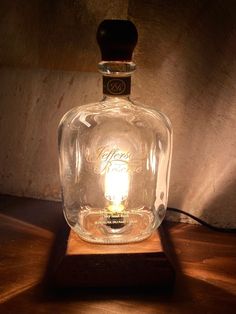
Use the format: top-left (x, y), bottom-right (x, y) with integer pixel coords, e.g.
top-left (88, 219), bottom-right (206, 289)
top-left (106, 214), bottom-right (125, 229)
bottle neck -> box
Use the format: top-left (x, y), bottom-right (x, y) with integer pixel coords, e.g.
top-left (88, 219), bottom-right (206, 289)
top-left (98, 61), bottom-right (136, 99)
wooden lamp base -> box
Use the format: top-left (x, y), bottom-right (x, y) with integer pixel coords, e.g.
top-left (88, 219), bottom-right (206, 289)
top-left (51, 227), bottom-right (175, 288)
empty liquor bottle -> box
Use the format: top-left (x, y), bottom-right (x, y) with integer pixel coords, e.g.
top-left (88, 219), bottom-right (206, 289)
top-left (58, 20), bottom-right (173, 244)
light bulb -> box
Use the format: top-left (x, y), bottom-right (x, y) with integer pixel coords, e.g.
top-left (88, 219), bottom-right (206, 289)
top-left (104, 160), bottom-right (129, 213)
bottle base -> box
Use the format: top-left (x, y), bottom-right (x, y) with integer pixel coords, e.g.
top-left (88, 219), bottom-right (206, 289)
top-left (72, 223), bottom-right (155, 244)
top-left (64, 207), bottom-right (160, 244)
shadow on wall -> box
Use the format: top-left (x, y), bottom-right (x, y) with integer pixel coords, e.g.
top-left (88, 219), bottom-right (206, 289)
top-left (179, 0), bottom-right (236, 227)
top-left (129, 0), bottom-right (236, 227)
top-left (0, 0), bottom-right (128, 71)
top-left (0, 0), bottom-right (126, 199)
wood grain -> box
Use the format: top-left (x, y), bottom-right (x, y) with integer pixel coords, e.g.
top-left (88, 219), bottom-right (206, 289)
top-left (0, 195), bottom-right (236, 314)
top-left (51, 230), bottom-right (175, 288)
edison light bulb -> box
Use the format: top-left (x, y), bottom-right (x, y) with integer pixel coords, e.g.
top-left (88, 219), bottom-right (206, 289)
top-left (105, 160), bottom-right (129, 213)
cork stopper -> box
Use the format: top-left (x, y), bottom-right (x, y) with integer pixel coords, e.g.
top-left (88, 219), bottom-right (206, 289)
top-left (97, 19), bottom-right (138, 61)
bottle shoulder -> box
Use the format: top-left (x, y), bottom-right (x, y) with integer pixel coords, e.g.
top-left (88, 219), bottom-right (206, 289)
top-left (130, 100), bottom-right (173, 133)
top-left (59, 98), bottom-right (172, 134)
top-left (58, 101), bottom-right (105, 131)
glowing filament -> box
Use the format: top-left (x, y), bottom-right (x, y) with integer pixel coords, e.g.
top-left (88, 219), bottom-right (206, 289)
top-left (105, 161), bottom-right (129, 212)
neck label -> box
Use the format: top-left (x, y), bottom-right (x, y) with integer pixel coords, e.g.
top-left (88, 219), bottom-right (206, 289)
top-left (103, 76), bottom-right (131, 96)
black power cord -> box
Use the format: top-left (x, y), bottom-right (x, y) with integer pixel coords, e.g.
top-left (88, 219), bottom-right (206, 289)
top-left (167, 207), bottom-right (236, 233)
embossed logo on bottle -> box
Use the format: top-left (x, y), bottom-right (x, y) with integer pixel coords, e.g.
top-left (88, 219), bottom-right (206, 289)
top-left (86, 146), bottom-right (143, 174)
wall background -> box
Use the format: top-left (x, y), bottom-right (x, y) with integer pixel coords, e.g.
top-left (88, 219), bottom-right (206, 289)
top-left (0, 0), bottom-right (236, 227)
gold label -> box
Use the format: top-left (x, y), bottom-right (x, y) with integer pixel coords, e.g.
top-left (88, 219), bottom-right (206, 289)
top-left (107, 79), bottom-right (126, 95)
top-left (103, 76), bottom-right (131, 95)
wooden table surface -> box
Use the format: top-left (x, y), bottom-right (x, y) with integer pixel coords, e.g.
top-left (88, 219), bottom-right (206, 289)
top-left (0, 195), bottom-right (236, 314)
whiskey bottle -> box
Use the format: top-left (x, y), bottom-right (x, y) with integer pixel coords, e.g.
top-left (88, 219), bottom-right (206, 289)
top-left (58, 20), bottom-right (173, 244)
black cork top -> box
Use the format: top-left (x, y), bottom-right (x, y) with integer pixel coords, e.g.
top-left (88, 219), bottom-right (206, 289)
top-left (97, 19), bottom-right (138, 61)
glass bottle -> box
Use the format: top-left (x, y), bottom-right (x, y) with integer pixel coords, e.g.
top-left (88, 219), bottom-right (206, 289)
top-left (58, 20), bottom-right (173, 244)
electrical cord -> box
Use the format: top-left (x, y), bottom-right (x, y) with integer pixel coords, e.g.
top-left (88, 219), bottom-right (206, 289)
top-left (167, 207), bottom-right (236, 233)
